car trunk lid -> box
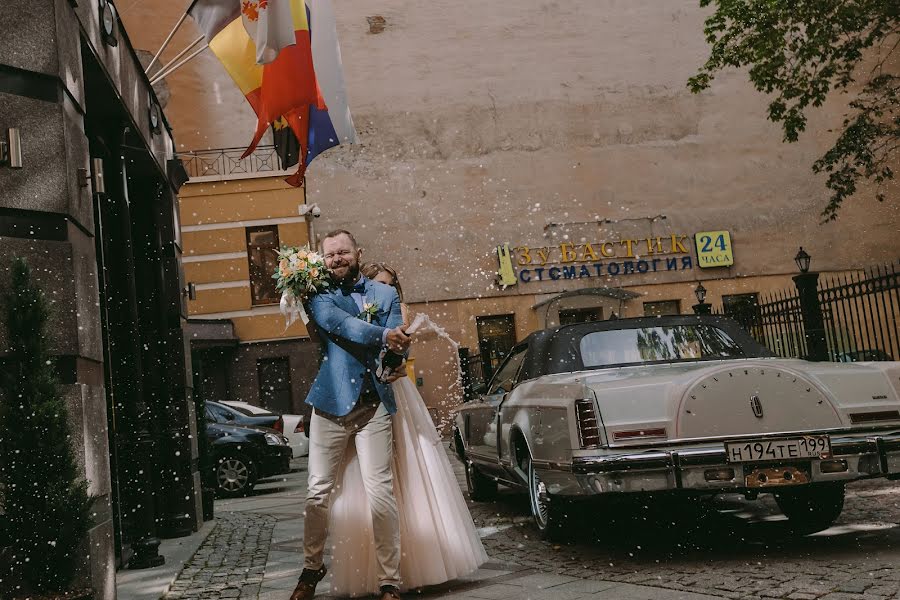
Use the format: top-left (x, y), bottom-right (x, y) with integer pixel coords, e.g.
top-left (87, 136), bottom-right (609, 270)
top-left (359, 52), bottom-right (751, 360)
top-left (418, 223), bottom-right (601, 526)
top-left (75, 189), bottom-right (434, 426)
top-left (572, 359), bottom-right (849, 446)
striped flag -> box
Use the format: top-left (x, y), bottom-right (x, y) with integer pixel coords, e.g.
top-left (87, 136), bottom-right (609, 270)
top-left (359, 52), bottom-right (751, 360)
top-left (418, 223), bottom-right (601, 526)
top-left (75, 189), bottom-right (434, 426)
top-left (273, 0), bottom-right (357, 183)
top-left (188, 0), bottom-right (323, 183)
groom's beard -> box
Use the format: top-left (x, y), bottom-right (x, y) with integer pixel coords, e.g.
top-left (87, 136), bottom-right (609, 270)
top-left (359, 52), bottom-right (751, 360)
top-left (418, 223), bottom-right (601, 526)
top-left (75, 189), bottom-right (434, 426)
top-left (332, 262), bottom-right (360, 286)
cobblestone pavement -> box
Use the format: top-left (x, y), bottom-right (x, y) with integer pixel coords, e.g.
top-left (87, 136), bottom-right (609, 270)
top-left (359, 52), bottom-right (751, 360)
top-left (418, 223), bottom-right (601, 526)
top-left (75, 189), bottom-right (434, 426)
top-left (164, 447), bottom-right (900, 600)
top-left (163, 513), bottom-right (276, 599)
top-left (454, 457), bottom-right (900, 600)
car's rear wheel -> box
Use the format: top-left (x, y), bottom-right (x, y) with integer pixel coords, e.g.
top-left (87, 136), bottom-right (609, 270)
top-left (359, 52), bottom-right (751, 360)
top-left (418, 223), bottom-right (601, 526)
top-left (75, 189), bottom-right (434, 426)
top-left (525, 452), bottom-right (576, 542)
top-left (465, 460), bottom-right (497, 502)
top-left (774, 482), bottom-right (845, 534)
top-left (215, 453), bottom-right (258, 498)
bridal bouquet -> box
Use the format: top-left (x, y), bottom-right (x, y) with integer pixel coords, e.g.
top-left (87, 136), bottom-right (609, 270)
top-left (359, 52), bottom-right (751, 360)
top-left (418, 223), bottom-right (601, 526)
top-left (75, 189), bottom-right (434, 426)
top-left (272, 245), bottom-right (332, 326)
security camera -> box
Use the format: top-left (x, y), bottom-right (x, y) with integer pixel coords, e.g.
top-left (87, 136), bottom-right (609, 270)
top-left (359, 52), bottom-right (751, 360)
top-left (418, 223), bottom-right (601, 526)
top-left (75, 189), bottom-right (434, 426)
top-left (299, 203), bottom-right (322, 218)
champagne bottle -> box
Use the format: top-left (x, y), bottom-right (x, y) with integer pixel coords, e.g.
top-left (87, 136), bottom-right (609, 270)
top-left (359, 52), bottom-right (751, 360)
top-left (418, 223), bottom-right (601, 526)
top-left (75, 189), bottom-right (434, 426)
top-left (381, 349), bottom-right (404, 370)
top-left (377, 333), bottom-right (407, 382)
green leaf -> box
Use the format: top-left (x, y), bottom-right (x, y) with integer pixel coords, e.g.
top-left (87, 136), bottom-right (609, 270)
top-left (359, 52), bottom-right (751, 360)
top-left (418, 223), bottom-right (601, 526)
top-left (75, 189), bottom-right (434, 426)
top-left (689, 0), bottom-right (898, 218)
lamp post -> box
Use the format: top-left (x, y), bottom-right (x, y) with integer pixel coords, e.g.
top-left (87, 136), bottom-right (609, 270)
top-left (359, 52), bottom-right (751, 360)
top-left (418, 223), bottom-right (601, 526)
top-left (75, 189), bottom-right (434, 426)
top-left (794, 247), bottom-right (811, 273)
top-left (792, 247), bottom-right (828, 361)
top-left (692, 281), bottom-right (711, 315)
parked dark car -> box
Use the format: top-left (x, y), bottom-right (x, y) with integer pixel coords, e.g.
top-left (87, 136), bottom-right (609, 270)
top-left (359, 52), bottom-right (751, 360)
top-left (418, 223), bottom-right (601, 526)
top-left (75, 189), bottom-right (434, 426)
top-left (207, 400), bottom-right (285, 433)
top-left (204, 408), bottom-right (292, 497)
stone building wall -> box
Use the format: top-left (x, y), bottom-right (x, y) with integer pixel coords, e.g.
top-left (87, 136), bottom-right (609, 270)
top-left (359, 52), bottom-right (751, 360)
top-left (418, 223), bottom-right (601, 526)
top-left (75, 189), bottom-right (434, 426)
top-left (0, 3), bottom-right (114, 596)
top-left (1, 1), bottom-right (199, 596)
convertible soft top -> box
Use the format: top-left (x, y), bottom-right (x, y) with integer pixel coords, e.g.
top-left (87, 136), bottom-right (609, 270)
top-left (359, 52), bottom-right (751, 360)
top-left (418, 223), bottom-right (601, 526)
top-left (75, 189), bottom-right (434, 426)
top-left (517, 314), bottom-right (773, 381)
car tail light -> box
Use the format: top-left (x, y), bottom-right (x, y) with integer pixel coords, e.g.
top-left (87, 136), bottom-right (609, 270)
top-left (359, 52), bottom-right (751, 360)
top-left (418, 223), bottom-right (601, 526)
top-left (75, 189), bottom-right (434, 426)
top-left (611, 428), bottom-right (667, 442)
top-left (294, 420), bottom-right (305, 434)
top-left (575, 399), bottom-right (602, 448)
top-left (274, 417), bottom-right (284, 433)
top-left (820, 459), bottom-right (848, 473)
top-left (848, 410), bottom-right (900, 424)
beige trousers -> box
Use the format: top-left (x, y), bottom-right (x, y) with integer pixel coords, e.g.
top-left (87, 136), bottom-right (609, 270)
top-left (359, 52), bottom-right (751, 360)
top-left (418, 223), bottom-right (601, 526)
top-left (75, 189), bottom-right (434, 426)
top-left (304, 401), bottom-right (401, 589)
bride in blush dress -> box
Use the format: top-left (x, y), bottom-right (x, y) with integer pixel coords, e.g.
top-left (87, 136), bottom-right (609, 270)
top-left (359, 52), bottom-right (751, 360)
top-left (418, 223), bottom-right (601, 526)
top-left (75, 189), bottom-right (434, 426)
top-left (326, 262), bottom-right (488, 597)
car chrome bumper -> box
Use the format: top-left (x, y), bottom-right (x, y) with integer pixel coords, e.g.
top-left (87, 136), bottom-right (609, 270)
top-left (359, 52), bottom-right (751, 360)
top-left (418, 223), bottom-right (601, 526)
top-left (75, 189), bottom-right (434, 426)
top-left (539, 431), bottom-right (900, 496)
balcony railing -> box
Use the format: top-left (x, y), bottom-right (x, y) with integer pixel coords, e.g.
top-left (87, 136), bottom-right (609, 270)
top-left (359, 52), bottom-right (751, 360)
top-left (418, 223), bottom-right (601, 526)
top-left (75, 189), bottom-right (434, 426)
top-left (178, 145), bottom-right (287, 180)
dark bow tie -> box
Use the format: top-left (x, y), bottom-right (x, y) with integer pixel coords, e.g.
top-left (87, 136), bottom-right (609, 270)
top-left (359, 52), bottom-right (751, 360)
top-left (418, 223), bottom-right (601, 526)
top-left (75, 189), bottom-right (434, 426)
top-left (341, 281), bottom-right (366, 296)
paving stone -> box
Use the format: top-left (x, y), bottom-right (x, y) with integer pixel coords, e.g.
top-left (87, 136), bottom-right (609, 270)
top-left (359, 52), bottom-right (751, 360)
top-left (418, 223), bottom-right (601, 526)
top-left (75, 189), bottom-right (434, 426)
top-left (550, 579), bottom-right (620, 594)
top-left (162, 512), bottom-right (276, 600)
top-left (465, 583), bottom-right (528, 599)
top-left (836, 582), bottom-right (872, 594)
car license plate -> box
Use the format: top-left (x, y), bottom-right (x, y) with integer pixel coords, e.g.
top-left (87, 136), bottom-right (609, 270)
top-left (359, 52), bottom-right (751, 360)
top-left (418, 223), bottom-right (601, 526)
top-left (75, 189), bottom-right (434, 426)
top-left (725, 436), bottom-right (831, 463)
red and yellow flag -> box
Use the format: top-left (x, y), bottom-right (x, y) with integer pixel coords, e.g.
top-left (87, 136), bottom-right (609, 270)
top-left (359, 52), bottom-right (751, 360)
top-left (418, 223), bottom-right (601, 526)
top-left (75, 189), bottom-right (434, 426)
top-left (189, 0), bottom-right (325, 175)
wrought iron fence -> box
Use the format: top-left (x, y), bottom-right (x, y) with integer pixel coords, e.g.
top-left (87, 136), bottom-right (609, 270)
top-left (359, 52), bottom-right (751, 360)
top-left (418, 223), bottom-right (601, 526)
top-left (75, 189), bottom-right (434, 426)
top-left (818, 263), bottom-right (900, 362)
top-left (718, 291), bottom-right (808, 359)
top-left (178, 145), bottom-right (283, 179)
top-left (718, 261), bottom-right (900, 362)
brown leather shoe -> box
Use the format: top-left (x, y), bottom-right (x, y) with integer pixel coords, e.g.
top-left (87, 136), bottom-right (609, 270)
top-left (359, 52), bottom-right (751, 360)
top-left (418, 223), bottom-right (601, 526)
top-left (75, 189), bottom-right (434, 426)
top-left (289, 566), bottom-right (327, 600)
top-left (380, 585), bottom-right (402, 600)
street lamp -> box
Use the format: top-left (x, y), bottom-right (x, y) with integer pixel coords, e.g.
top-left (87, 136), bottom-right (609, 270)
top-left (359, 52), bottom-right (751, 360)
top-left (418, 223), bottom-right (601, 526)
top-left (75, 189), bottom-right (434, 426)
top-left (794, 247), bottom-right (811, 273)
top-left (692, 282), bottom-right (711, 315)
top-left (694, 281), bottom-right (707, 304)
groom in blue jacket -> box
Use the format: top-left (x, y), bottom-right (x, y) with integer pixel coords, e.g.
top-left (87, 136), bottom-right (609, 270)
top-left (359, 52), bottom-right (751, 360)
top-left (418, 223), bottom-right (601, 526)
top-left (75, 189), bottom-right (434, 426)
top-left (292, 229), bottom-right (410, 600)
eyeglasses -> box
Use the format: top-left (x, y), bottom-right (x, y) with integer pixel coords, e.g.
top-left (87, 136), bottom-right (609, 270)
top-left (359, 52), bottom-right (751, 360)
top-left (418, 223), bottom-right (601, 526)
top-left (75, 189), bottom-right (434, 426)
top-left (324, 249), bottom-right (354, 261)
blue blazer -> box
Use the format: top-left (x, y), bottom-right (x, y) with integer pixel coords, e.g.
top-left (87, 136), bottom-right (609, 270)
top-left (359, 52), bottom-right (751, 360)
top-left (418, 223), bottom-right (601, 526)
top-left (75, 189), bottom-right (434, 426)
top-left (305, 277), bottom-right (404, 417)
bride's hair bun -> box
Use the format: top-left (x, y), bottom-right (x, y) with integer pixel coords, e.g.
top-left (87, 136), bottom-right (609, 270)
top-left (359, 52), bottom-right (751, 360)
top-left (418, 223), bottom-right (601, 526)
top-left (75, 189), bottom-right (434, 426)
top-left (362, 262), bottom-right (403, 301)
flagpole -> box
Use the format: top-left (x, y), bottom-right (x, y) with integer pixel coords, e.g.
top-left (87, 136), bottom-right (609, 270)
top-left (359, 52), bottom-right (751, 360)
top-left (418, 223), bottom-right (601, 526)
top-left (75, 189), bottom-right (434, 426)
top-left (149, 43), bottom-right (209, 86)
top-left (144, 8), bottom-right (191, 74)
top-left (147, 35), bottom-right (205, 79)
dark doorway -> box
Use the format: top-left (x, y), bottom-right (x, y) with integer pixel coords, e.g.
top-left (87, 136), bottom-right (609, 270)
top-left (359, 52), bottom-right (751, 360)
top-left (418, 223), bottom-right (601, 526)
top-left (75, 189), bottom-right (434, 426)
top-left (83, 39), bottom-right (197, 568)
top-left (475, 314), bottom-right (517, 382)
top-left (85, 52), bottom-right (150, 567)
top-left (193, 350), bottom-right (232, 404)
top-left (258, 357), bottom-right (293, 413)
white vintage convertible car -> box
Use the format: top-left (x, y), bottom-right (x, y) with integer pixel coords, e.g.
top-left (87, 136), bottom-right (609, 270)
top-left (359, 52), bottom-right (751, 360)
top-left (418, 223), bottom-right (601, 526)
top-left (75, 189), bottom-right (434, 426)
top-left (452, 315), bottom-right (900, 540)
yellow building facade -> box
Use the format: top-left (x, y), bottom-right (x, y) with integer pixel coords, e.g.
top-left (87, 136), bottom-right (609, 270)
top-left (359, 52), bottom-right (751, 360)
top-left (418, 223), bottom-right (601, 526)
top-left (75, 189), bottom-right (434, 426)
top-left (180, 170), bottom-right (319, 413)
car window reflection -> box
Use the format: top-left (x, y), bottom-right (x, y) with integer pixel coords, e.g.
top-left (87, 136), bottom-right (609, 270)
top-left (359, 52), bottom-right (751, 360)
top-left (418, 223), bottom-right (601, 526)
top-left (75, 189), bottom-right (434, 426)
top-left (580, 325), bottom-right (745, 368)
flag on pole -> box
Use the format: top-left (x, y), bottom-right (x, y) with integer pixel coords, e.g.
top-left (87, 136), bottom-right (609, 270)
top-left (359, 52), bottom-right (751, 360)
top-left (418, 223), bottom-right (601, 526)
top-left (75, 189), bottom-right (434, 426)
top-left (272, 0), bottom-right (357, 182)
top-left (188, 0), bottom-right (322, 181)
top-left (308, 0), bottom-right (357, 150)
top-left (241, 0), bottom-right (297, 65)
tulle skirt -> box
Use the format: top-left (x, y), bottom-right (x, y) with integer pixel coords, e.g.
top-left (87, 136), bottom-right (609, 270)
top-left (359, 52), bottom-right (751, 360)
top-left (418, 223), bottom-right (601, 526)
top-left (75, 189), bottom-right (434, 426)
top-left (327, 377), bottom-right (488, 597)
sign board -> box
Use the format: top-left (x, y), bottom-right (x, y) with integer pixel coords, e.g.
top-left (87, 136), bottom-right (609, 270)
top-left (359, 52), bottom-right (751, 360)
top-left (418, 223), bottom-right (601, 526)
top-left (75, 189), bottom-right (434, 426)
top-left (694, 231), bottom-right (734, 268)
